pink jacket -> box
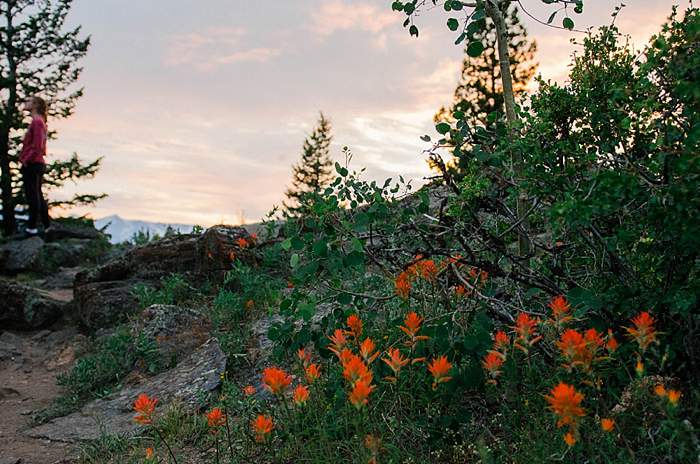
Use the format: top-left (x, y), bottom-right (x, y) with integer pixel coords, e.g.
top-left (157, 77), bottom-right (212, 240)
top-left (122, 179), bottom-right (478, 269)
top-left (20, 116), bottom-right (47, 165)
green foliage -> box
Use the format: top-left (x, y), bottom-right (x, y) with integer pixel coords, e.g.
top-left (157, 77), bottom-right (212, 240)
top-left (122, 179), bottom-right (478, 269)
top-left (132, 274), bottom-right (198, 309)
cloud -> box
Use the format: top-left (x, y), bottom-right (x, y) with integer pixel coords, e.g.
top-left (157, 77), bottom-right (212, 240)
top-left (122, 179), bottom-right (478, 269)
top-left (310, 1), bottom-right (396, 37)
top-left (164, 27), bottom-right (280, 71)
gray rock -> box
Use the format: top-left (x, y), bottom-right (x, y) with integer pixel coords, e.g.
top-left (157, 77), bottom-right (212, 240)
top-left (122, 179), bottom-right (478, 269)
top-left (74, 225), bottom-right (254, 329)
top-left (45, 222), bottom-right (104, 242)
top-left (135, 304), bottom-right (211, 362)
top-left (0, 236), bottom-right (44, 273)
top-left (26, 338), bottom-right (226, 442)
top-left (0, 279), bottom-right (66, 329)
top-left (41, 239), bottom-right (96, 269)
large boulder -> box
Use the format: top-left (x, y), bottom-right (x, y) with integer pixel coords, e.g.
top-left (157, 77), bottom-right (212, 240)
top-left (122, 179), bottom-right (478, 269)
top-left (44, 222), bottom-right (105, 242)
top-left (26, 338), bottom-right (227, 443)
top-left (74, 226), bottom-right (253, 329)
top-left (0, 237), bottom-right (44, 273)
top-left (0, 279), bottom-right (67, 329)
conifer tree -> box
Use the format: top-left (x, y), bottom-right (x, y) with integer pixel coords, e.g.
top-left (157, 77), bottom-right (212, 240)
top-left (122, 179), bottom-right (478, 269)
top-left (435, 4), bottom-right (537, 137)
top-left (284, 113), bottom-right (333, 215)
top-left (0, 0), bottom-right (104, 235)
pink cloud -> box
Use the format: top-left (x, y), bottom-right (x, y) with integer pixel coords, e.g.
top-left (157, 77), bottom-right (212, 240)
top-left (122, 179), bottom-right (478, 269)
top-left (310, 1), bottom-right (396, 37)
top-left (164, 27), bottom-right (280, 71)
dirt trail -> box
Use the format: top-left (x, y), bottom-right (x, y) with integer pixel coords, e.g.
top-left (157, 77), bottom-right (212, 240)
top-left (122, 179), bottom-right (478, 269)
top-left (0, 323), bottom-right (82, 463)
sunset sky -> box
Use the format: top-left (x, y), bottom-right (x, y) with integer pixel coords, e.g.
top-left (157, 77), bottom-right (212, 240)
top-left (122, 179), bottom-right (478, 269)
top-left (50, 0), bottom-right (677, 226)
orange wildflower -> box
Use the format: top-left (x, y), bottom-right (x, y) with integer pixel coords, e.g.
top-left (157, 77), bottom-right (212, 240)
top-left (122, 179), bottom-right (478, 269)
top-left (242, 385), bottom-right (256, 396)
top-left (513, 313), bottom-right (541, 353)
top-left (293, 385), bottom-right (310, 406)
top-left (468, 266), bottom-right (488, 285)
top-left (133, 393), bottom-right (158, 425)
top-left (557, 329), bottom-right (585, 361)
top-left (245, 299), bottom-right (255, 310)
top-left (297, 348), bottom-right (312, 366)
top-left (548, 295), bottom-right (572, 326)
top-left (400, 311), bottom-right (429, 346)
top-left (428, 355), bottom-right (453, 389)
top-left (395, 272), bottom-right (411, 299)
top-left (237, 237), bottom-right (249, 248)
top-left (261, 367), bottom-right (292, 395)
top-left (382, 347), bottom-right (409, 379)
top-left (347, 314), bottom-right (363, 340)
top-left (417, 259), bottom-right (439, 281)
top-left (654, 384), bottom-right (667, 397)
top-left (328, 328), bottom-right (348, 357)
top-left (667, 390), bottom-right (681, 405)
top-left (493, 330), bottom-right (509, 352)
top-left (635, 358), bottom-right (645, 376)
top-left (584, 328), bottom-right (604, 349)
top-left (349, 379), bottom-right (374, 409)
top-left (359, 338), bottom-right (379, 363)
top-left (206, 407), bottom-right (226, 428)
top-left (342, 354), bottom-right (373, 385)
top-left (305, 363), bottom-right (321, 384)
top-left (545, 382), bottom-right (585, 428)
top-left (252, 415), bottom-right (273, 443)
top-left (482, 351), bottom-right (504, 381)
top-left (454, 285), bottom-right (468, 297)
top-left (625, 311), bottom-right (658, 352)
top-left (145, 448), bottom-right (154, 459)
top-left (564, 432), bottom-right (576, 446)
top-left (606, 329), bottom-right (619, 352)
top-left (600, 418), bottom-right (615, 432)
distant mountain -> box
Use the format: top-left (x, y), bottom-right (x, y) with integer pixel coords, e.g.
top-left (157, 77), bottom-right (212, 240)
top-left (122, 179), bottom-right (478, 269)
top-left (95, 215), bottom-right (196, 244)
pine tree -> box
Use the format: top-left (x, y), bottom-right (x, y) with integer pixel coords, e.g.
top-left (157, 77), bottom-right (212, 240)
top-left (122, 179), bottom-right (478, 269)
top-left (435, 4), bottom-right (537, 157)
top-left (0, 0), bottom-right (104, 235)
top-left (284, 113), bottom-right (333, 215)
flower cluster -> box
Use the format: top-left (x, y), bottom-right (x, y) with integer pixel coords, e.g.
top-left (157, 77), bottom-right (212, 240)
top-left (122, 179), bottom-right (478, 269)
top-left (394, 256), bottom-right (443, 299)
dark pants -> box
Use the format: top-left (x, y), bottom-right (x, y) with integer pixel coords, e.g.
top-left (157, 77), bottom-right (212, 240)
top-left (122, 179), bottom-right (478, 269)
top-left (21, 163), bottom-right (50, 229)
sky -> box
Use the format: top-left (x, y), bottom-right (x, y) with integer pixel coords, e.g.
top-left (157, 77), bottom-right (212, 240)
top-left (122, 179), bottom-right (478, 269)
top-left (48, 0), bottom-right (678, 226)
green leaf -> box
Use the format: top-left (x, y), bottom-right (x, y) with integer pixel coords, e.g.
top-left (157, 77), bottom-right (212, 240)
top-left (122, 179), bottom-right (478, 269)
top-left (471, 8), bottom-right (486, 21)
top-left (290, 253), bottom-right (300, 268)
top-left (547, 11), bottom-right (557, 24)
top-left (454, 32), bottom-right (467, 45)
top-left (420, 134), bottom-right (431, 142)
top-left (281, 238), bottom-right (292, 251)
top-left (563, 17), bottom-right (574, 30)
top-left (409, 24), bottom-right (419, 37)
top-left (447, 18), bottom-right (459, 31)
top-left (467, 41), bottom-right (484, 57)
top-left (436, 122), bottom-right (451, 135)
top-left (337, 292), bottom-right (352, 305)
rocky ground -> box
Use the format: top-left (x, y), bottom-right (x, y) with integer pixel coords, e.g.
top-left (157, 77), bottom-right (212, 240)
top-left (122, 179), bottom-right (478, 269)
top-left (0, 223), bottom-right (252, 463)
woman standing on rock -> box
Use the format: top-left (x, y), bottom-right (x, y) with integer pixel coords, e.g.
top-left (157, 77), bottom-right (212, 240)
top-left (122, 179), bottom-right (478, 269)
top-left (19, 96), bottom-right (51, 237)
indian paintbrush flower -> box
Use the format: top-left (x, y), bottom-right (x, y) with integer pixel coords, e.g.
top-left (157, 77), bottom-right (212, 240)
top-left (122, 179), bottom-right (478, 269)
top-left (133, 393), bottom-right (158, 425)
top-left (428, 355), bottom-right (453, 389)
top-left (252, 415), bottom-right (273, 443)
top-left (261, 367), bottom-right (292, 395)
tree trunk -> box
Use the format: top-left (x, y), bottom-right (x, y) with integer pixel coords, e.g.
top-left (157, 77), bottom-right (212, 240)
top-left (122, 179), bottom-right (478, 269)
top-left (1, 3), bottom-right (17, 236)
top-left (486, 0), bottom-right (531, 256)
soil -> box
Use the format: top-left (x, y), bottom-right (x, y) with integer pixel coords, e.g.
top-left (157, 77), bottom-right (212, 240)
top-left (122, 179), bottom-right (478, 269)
top-left (0, 312), bottom-right (82, 463)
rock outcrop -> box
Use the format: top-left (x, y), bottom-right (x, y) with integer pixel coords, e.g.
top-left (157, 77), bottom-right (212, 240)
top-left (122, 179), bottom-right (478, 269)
top-left (0, 222), bottom-right (108, 276)
top-left (0, 237), bottom-right (45, 274)
top-left (26, 338), bottom-right (227, 442)
top-left (74, 225), bottom-right (253, 328)
top-left (0, 279), bottom-right (67, 329)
